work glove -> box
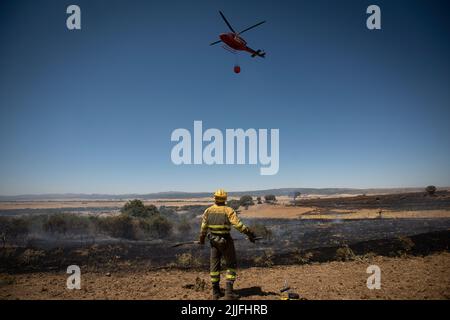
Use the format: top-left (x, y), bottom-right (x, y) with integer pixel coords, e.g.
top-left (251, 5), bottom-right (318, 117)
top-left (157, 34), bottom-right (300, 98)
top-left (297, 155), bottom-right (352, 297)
top-left (245, 230), bottom-right (257, 243)
top-left (198, 233), bottom-right (206, 245)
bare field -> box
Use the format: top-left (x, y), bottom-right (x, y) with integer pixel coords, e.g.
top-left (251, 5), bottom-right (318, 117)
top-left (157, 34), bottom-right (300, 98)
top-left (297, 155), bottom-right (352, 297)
top-left (300, 209), bottom-right (450, 220)
top-left (0, 194), bottom-right (366, 211)
top-left (238, 204), bottom-right (450, 220)
top-left (0, 198), bottom-right (213, 210)
top-left (0, 193), bottom-right (393, 211)
top-left (1, 252), bottom-right (449, 300)
top-left (240, 204), bottom-right (315, 219)
top-left (3, 192), bottom-right (450, 221)
top-left (3, 200), bottom-right (450, 221)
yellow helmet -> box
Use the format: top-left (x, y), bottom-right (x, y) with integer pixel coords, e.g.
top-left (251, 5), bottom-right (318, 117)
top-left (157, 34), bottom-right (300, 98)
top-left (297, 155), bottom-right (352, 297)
top-left (214, 189), bottom-right (228, 202)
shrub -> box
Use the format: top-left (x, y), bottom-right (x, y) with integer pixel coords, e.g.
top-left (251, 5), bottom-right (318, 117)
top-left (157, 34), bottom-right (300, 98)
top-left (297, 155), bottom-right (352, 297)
top-left (121, 199), bottom-right (159, 218)
top-left (143, 215), bottom-right (173, 238)
top-left (227, 199), bottom-right (241, 211)
top-left (154, 215), bottom-right (172, 238)
top-left (43, 214), bottom-right (93, 237)
top-left (335, 245), bottom-right (355, 261)
top-left (19, 248), bottom-right (46, 265)
top-left (0, 217), bottom-right (29, 246)
top-left (99, 215), bottom-right (137, 240)
top-left (239, 195), bottom-right (254, 207)
top-left (66, 215), bottom-right (91, 235)
top-left (159, 206), bottom-right (177, 220)
top-left (398, 236), bottom-right (415, 252)
top-left (292, 249), bottom-right (314, 264)
top-left (425, 185), bottom-right (437, 196)
top-left (177, 218), bottom-right (191, 234)
top-left (253, 249), bottom-right (275, 267)
top-left (43, 214), bottom-right (68, 235)
top-left (256, 196), bottom-right (262, 204)
top-left (176, 252), bottom-right (202, 268)
top-left (264, 194), bottom-right (277, 203)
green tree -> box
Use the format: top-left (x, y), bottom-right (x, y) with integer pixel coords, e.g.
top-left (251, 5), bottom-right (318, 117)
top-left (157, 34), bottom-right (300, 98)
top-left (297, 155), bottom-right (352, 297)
top-left (121, 199), bottom-right (159, 218)
top-left (425, 185), bottom-right (437, 196)
top-left (147, 215), bottom-right (173, 238)
top-left (227, 199), bottom-right (241, 211)
top-left (264, 194), bottom-right (277, 203)
top-left (100, 215), bottom-right (137, 240)
top-left (239, 195), bottom-right (254, 207)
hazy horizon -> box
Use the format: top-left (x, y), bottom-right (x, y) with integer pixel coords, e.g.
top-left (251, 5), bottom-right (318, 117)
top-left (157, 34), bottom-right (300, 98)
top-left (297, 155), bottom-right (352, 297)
top-left (1, 185), bottom-right (448, 198)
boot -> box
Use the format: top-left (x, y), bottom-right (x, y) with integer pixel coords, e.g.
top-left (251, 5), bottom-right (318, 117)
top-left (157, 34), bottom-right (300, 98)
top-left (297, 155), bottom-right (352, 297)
top-left (212, 283), bottom-right (221, 300)
top-left (224, 281), bottom-right (239, 300)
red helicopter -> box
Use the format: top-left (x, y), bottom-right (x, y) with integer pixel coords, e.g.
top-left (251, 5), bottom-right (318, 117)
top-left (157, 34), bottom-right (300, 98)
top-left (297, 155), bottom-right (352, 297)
top-left (210, 11), bottom-right (266, 72)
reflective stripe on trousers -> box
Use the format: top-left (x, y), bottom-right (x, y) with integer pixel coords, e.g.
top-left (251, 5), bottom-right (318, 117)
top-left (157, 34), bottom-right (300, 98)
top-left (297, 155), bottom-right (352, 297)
top-left (209, 236), bottom-right (237, 283)
top-left (226, 268), bottom-right (236, 281)
top-left (210, 271), bottom-right (220, 283)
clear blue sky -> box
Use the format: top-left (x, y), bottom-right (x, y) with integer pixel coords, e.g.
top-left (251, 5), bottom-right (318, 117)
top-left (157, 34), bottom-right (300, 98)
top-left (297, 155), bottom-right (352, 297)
top-left (0, 0), bottom-right (449, 195)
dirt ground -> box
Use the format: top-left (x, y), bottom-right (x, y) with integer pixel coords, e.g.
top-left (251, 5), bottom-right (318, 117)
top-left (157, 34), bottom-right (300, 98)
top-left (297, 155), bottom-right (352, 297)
top-left (238, 203), bottom-right (450, 220)
top-left (301, 209), bottom-right (450, 220)
top-left (240, 204), bottom-right (315, 219)
top-left (1, 252), bottom-right (449, 300)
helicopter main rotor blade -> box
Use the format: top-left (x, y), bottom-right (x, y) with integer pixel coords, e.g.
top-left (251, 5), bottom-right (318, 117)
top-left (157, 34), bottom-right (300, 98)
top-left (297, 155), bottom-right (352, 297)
top-left (210, 39), bottom-right (222, 46)
top-left (238, 20), bottom-right (266, 35)
top-left (219, 11), bottom-right (236, 33)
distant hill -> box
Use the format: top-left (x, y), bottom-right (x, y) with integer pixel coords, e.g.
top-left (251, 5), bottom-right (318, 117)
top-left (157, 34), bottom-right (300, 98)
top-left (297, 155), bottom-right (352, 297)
top-left (0, 187), bottom-right (443, 201)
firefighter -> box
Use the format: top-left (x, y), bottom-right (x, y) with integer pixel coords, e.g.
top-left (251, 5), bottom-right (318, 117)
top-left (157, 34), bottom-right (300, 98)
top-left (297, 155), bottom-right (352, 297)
top-left (199, 189), bottom-right (256, 300)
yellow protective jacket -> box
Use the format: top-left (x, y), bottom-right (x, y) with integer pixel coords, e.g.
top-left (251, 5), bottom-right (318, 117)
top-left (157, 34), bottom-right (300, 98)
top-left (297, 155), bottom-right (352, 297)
top-left (200, 204), bottom-right (250, 236)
